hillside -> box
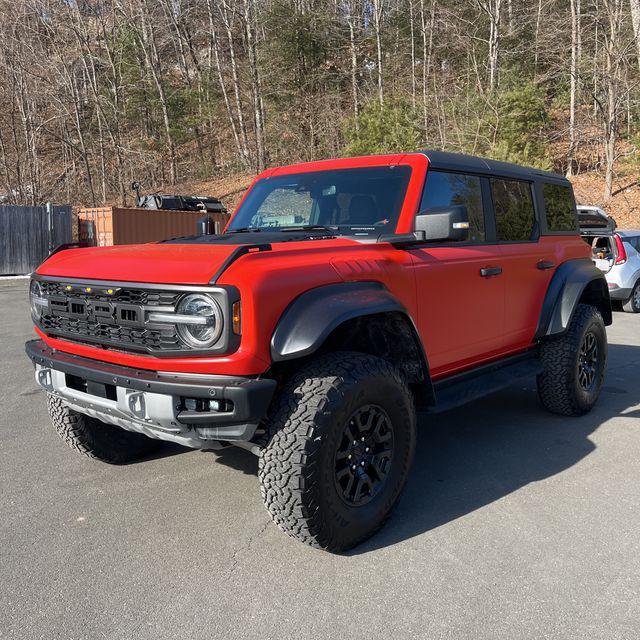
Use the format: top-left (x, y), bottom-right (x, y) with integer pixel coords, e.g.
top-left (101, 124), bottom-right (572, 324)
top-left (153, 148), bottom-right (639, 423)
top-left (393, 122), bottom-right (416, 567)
top-left (161, 169), bottom-right (640, 231)
top-left (570, 173), bottom-right (640, 229)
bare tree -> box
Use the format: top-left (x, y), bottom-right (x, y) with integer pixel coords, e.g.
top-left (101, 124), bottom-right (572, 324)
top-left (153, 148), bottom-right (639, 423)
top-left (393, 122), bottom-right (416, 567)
top-left (567, 0), bottom-right (581, 176)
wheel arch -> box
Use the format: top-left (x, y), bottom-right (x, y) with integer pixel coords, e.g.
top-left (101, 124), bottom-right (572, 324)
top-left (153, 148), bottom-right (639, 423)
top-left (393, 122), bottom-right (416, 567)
top-left (535, 258), bottom-right (612, 340)
top-left (270, 282), bottom-right (434, 405)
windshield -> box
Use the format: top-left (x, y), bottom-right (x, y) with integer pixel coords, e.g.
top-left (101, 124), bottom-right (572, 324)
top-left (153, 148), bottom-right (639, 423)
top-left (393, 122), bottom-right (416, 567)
top-left (228, 166), bottom-right (412, 235)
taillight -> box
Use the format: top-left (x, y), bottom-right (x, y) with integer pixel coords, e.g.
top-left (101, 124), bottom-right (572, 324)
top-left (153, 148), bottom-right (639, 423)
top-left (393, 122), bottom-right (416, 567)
top-left (614, 234), bottom-right (627, 264)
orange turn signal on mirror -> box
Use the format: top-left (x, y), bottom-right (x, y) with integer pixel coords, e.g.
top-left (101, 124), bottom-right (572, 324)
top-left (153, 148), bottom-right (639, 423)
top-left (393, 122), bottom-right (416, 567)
top-left (232, 301), bottom-right (241, 335)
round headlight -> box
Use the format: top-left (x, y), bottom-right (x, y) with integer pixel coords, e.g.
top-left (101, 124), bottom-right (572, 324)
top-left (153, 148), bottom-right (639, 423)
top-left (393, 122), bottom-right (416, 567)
top-left (175, 294), bottom-right (223, 349)
top-left (29, 280), bottom-right (48, 321)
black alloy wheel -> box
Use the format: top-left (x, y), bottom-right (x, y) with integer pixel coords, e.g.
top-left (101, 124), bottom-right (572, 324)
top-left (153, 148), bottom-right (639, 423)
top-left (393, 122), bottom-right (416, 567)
top-left (577, 331), bottom-right (598, 391)
top-left (334, 405), bottom-right (395, 507)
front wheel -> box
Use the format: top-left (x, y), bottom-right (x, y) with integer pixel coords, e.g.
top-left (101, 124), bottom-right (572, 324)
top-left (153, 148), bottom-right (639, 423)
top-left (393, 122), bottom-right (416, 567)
top-left (258, 352), bottom-right (416, 552)
top-left (47, 394), bottom-right (160, 464)
top-left (622, 280), bottom-right (640, 313)
top-left (537, 304), bottom-right (607, 416)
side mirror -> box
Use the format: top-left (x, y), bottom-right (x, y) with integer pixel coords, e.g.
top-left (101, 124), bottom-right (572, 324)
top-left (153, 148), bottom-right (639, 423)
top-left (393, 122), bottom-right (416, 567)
top-left (415, 205), bottom-right (470, 242)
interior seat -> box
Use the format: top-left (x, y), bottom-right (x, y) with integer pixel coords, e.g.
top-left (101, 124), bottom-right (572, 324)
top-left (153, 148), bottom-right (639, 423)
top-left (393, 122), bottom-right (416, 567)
top-left (347, 195), bottom-right (377, 225)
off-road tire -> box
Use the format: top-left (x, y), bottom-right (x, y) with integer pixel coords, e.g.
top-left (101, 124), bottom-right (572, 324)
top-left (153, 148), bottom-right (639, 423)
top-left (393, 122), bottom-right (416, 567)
top-left (47, 394), bottom-right (159, 464)
top-left (537, 304), bottom-right (607, 416)
top-left (622, 280), bottom-right (640, 313)
top-left (258, 352), bottom-right (416, 553)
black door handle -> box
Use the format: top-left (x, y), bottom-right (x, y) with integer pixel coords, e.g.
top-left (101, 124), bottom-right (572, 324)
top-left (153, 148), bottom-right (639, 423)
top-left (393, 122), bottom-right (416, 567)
top-left (537, 260), bottom-right (555, 270)
top-left (480, 266), bottom-right (502, 277)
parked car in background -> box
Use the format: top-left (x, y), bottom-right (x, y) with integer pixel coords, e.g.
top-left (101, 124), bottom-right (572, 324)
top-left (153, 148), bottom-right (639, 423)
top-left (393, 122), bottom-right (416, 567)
top-left (579, 205), bottom-right (640, 313)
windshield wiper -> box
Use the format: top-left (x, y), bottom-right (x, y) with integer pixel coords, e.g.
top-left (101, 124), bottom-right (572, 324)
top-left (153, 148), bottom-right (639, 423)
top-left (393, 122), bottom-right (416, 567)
top-left (277, 225), bottom-right (340, 233)
top-left (226, 227), bottom-right (262, 233)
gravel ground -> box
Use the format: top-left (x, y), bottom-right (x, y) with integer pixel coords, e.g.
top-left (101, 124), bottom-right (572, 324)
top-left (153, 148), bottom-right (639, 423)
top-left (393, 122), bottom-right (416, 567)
top-left (1, 279), bottom-right (639, 640)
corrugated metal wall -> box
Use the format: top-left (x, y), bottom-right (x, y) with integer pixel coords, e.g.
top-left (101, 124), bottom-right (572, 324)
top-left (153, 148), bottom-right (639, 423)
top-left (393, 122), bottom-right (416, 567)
top-left (77, 207), bottom-right (229, 246)
top-left (77, 207), bottom-right (113, 246)
top-left (0, 205), bottom-right (72, 275)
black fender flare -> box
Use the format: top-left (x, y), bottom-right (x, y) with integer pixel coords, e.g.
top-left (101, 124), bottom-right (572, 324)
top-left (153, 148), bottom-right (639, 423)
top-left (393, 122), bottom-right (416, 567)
top-left (534, 258), bottom-right (612, 340)
top-left (270, 280), bottom-right (430, 380)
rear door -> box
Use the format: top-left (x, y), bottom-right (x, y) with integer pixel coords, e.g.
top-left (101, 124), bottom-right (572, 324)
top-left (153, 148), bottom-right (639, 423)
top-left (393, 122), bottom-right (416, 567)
top-left (490, 177), bottom-right (557, 350)
top-left (410, 170), bottom-right (505, 376)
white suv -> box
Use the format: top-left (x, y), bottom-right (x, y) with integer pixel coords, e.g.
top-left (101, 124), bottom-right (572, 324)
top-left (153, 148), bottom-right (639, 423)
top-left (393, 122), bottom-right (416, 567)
top-left (579, 205), bottom-right (640, 313)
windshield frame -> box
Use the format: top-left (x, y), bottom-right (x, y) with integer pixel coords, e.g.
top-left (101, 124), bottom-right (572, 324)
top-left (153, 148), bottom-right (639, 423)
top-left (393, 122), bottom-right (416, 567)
top-left (226, 154), bottom-right (429, 237)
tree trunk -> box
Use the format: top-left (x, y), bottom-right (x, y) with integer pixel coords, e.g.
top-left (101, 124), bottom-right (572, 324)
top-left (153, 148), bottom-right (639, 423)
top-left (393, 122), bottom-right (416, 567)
top-left (567, 0), bottom-right (580, 176)
top-left (603, 0), bottom-right (623, 200)
top-left (409, 0), bottom-right (416, 108)
top-left (142, 19), bottom-right (178, 184)
top-left (372, 0), bottom-right (384, 105)
top-left (208, 0), bottom-right (244, 162)
top-left (221, 1), bottom-right (251, 165)
top-left (243, 0), bottom-right (266, 172)
top-left (487, 0), bottom-right (502, 92)
top-left (346, 6), bottom-right (360, 126)
top-left (534, 0), bottom-right (543, 73)
top-left (630, 0), bottom-right (640, 71)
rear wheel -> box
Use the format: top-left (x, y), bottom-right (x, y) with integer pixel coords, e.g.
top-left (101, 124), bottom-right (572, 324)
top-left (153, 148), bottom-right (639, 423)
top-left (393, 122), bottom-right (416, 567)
top-left (258, 352), bottom-right (416, 552)
top-left (537, 304), bottom-right (607, 416)
top-left (47, 394), bottom-right (159, 464)
top-left (622, 280), bottom-right (640, 313)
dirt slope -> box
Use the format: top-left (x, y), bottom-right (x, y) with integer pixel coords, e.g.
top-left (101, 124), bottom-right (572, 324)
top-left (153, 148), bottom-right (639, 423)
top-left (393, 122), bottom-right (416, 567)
top-left (570, 173), bottom-right (640, 229)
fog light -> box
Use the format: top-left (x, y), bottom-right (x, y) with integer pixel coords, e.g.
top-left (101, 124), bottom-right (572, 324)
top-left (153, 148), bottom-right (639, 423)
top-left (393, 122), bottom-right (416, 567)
top-left (182, 398), bottom-right (231, 412)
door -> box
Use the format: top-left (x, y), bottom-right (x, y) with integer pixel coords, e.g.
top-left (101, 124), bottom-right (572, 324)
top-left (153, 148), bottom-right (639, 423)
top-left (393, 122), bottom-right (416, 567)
top-left (410, 170), bottom-right (505, 377)
top-left (490, 178), bottom-right (556, 350)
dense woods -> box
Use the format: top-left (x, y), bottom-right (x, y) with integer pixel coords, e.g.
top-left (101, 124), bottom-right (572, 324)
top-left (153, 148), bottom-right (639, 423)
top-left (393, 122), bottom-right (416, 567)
top-left (1, 0), bottom-right (640, 207)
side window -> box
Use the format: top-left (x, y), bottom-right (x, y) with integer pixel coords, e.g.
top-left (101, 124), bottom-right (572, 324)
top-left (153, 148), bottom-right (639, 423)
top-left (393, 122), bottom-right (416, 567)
top-left (491, 178), bottom-right (537, 242)
top-left (419, 171), bottom-right (485, 242)
top-left (542, 182), bottom-right (577, 232)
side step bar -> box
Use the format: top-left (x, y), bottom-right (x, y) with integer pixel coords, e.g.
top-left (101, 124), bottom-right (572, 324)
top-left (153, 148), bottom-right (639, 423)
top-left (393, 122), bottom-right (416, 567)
top-left (427, 352), bottom-right (543, 414)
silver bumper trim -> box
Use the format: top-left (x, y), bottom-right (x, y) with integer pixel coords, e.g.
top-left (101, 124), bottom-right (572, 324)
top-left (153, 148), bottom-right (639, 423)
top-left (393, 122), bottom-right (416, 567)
top-left (35, 365), bottom-right (207, 449)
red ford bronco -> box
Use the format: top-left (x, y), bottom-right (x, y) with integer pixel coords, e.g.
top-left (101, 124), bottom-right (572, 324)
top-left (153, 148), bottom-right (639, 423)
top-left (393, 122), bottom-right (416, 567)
top-left (26, 151), bottom-right (611, 551)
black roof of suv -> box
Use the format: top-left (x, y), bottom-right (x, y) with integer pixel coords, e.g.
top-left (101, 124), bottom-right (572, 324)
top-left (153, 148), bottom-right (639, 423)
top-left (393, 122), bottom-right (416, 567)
top-left (418, 149), bottom-right (568, 184)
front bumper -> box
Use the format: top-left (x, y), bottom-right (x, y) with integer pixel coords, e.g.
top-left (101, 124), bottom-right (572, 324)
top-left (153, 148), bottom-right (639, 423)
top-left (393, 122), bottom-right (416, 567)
top-left (26, 340), bottom-right (276, 449)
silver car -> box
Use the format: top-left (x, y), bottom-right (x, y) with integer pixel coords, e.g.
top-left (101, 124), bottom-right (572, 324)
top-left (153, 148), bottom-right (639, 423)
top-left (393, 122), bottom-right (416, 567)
top-left (579, 205), bottom-right (640, 313)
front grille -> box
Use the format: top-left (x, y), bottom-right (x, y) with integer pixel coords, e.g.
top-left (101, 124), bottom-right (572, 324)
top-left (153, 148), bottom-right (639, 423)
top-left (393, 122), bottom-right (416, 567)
top-left (39, 281), bottom-right (180, 307)
top-left (37, 281), bottom-right (184, 353)
top-left (41, 314), bottom-right (181, 351)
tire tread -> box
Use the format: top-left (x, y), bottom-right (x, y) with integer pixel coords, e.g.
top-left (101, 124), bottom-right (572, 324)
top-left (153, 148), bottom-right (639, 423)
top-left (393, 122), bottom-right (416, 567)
top-left (537, 304), bottom-right (606, 416)
top-left (258, 351), bottom-right (415, 551)
top-left (47, 394), bottom-right (158, 464)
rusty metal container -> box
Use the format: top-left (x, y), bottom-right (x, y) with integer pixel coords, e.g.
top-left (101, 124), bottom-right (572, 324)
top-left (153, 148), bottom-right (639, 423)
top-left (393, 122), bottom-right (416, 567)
top-left (77, 207), bottom-right (229, 247)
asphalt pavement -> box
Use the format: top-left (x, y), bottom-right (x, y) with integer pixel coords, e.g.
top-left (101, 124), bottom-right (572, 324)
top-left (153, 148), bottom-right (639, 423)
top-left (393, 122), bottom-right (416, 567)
top-left (1, 278), bottom-right (639, 640)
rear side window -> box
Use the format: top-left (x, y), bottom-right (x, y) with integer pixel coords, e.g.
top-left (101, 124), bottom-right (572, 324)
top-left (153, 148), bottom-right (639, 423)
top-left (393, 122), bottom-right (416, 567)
top-left (543, 183), bottom-right (577, 232)
top-left (419, 171), bottom-right (485, 242)
top-left (491, 179), bottom-right (536, 242)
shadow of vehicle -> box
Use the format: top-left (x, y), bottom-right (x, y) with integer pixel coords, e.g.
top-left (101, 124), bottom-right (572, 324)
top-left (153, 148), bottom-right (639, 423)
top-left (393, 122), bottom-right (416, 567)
top-left (353, 343), bottom-right (640, 553)
top-left (206, 445), bottom-right (258, 475)
top-left (144, 343), bottom-right (640, 552)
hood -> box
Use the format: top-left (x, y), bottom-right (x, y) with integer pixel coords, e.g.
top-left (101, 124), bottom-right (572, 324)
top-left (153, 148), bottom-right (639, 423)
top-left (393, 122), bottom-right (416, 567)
top-left (36, 243), bottom-right (240, 285)
top-left (36, 232), bottom-right (361, 285)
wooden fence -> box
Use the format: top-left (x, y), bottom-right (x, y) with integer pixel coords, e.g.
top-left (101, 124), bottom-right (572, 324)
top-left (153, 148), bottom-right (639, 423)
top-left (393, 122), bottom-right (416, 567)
top-left (0, 205), bottom-right (72, 275)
